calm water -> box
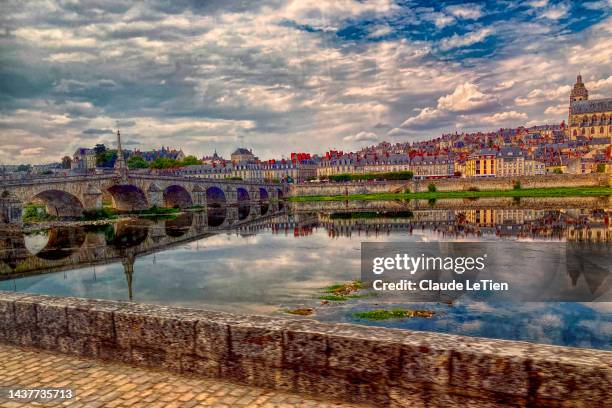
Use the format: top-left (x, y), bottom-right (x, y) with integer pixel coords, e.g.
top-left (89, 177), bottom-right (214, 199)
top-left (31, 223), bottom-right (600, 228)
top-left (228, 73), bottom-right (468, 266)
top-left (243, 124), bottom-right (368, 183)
top-left (1, 203), bottom-right (611, 350)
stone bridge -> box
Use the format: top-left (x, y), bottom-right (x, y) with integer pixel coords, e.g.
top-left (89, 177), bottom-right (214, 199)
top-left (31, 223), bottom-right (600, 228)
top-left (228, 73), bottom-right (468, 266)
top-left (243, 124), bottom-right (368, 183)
top-left (0, 174), bottom-right (287, 224)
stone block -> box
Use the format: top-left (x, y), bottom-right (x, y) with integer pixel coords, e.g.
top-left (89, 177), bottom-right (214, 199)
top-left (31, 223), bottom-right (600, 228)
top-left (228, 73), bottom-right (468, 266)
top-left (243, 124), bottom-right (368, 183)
top-left (194, 320), bottom-right (229, 359)
top-left (13, 299), bottom-right (38, 327)
top-left (67, 303), bottom-right (115, 341)
top-left (114, 309), bottom-right (196, 352)
top-left (57, 336), bottom-right (99, 358)
top-left (220, 360), bottom-right (295, 391)
top-left (531, 359), bottom-right (612, 404)
top-left (36, 302), bottom-right (68, 336)
top-left (99, 341), bottom-right (131, 364)
top-left (181, 353), bottom-right (220, 377)
top-left (449, 348), bottom-right (529, 399)
top-left (282, 328), bottom-right (328, 370)
top-left (229, 324), bottom-right (283, 367)
top-left (328, 335), bottom-right (401, 378)
top-left (397, 342), bottom-right (451, 386)
top-left (131, 346), bottom-right (168, 368)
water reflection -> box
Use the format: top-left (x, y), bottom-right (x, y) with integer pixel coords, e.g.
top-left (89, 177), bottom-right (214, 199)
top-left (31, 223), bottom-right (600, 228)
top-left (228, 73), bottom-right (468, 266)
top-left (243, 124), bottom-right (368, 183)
top-left (0, 202), bottom-right (610, 349)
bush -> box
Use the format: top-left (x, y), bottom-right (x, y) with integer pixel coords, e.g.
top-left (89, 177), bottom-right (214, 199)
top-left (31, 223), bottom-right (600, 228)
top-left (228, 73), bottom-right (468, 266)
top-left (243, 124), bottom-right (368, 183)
top-left (81, 208), bottom-right (118, 221)
top-left (404, 188), bottom-right (410, 194)
top-left (513, 180), bottom-right (521, 190)
top-left (328, 171), bottom-right (413, 182)
top-left (467, 186), bottom-right (479, 192)
top-left (553, 168), bottom-right (563, 174)
top-left (427, 183), bottom-right (437, 192)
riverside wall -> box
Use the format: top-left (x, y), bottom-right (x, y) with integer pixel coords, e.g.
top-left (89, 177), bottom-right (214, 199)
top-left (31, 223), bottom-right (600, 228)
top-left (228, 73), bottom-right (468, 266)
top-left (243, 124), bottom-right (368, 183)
top-left (0, 292), bottom-right (610, 407)
top-left (290, 173), bottom-right (612, 196)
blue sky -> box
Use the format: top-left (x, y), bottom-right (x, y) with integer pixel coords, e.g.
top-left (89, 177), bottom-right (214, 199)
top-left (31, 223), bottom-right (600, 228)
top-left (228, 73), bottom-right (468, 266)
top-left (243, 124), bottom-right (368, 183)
top-left (0, 0), bottom-right (611, 163)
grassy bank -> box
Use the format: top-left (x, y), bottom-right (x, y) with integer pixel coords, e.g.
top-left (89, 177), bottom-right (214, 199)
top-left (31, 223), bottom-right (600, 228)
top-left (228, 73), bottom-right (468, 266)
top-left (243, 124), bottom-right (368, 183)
top-left (288, 186), bottom-right (612, 202)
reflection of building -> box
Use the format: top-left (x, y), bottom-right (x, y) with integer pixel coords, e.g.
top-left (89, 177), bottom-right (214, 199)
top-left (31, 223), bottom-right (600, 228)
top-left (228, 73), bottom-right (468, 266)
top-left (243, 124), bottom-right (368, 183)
top-left (568, 74), bottom-right (612, 141)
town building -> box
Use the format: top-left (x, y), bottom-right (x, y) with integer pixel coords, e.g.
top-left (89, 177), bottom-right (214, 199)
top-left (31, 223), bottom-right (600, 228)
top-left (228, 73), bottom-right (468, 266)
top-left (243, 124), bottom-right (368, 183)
top-left (71, 148), bottom-right (97, 171)
top-left (465, 149), bottom-right (497, 177)
top-left (231, 148), bottom-right (257, 164)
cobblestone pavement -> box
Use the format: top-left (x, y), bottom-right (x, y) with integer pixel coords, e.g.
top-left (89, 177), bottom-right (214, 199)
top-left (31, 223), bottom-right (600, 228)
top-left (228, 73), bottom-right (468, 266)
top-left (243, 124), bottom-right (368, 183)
top-left (0, 344), bottom-right (367, 408)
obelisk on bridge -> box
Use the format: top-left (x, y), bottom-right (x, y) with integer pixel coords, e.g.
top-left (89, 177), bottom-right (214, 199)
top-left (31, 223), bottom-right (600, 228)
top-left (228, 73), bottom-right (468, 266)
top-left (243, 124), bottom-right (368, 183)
top-left (114, 129), bottom-right (128, 180)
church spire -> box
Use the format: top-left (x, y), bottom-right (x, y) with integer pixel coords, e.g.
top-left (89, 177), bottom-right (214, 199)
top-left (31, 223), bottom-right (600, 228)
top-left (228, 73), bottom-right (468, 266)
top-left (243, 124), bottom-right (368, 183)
top-left (114, 128), bottom-right (128, 179)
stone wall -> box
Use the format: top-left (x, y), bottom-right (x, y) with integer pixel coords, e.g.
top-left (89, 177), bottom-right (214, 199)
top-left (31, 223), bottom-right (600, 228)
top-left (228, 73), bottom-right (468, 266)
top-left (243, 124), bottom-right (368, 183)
top-left (0, 292), bottom-right (610, 407)
top-left (290, 173), bottom-right (612, 196)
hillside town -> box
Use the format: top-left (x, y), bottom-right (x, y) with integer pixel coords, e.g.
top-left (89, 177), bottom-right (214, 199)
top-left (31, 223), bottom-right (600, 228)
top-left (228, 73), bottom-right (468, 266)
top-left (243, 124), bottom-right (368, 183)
top-left (3, 75), bottom-right (611, 183)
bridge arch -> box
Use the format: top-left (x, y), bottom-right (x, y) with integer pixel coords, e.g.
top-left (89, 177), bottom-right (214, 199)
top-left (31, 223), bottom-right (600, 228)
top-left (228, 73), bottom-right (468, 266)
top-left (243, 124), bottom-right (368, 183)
top-left (165, 213), bottom-right (193, 237)
top-left (29, 189), bottom-right (84, 218)
top-left (31, 227), bottom-right (86, 260)
top-left (237, 187), bottom-right (250, 202)
top-left (206, 186), bottom-right (226, 207)
top-left (207, 207), bottom-right (226, 227)
top-left (238, 202), bottom-right (250, 220)
top-left (163, 185), bottom-right (193, 208)
top-left (108, 185), bottom-right (149, 212)
top-left (259, 188), bottom-right (269, 201)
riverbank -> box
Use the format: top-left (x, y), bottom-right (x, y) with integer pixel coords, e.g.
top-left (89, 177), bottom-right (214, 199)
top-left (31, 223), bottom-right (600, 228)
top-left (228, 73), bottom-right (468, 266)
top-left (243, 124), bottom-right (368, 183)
top-left (288, 186), bottom-right (612, 202)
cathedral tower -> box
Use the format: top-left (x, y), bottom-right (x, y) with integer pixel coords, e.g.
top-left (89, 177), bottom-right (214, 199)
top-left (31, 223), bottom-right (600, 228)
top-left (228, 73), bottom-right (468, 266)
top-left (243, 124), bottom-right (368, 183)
top-left (569, 74), bottom-right (588, 103)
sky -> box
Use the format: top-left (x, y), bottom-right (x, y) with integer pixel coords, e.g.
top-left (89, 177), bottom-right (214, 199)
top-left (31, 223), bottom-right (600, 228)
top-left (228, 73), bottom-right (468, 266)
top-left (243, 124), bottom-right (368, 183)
top-left (0, 0), bottom-right (611, 164)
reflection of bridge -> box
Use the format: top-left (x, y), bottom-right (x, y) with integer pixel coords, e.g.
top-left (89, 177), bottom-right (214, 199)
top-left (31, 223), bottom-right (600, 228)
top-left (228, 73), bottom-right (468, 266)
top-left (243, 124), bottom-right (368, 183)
top-left (0, 202), bottom-right (284, 281)
top-left (0, 173), bottom-right (287, 224)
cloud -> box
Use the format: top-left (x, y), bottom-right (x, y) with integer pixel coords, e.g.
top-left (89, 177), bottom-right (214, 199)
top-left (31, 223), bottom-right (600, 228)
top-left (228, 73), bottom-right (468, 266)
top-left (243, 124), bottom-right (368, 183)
top-left (582, 1), bottom-right (612, 10)
top-left (83, 128), bottom-right (113, 135)
top-left (0, 0), bottom-right (610, 163)
top-left (538, 3), bottom-right (569, 20)
top-left (437, 82), bottom-right (498, 113)
top-left (445, 4), bottom-right (483, 20)
top-left (482, 111), bottom-right (527, 123)
top-left (439, 28), bottom-right (492, 50)
top-left (342, 131), bottom-right (378, 142)
top-left (515, 85), bottom-right (571, 106)
top-left (20, 147), bottom-right (45, 156)
top-left (544, 104), bottom-right (567, 115)
top-left (367, 25), bottom-right (393, 39)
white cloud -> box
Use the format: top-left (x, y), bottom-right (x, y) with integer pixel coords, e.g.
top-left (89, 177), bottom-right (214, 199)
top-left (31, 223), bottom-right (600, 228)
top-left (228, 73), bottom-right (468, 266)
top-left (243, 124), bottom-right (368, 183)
top-left (515, 85), bottom-right (571, 106)
top-left (493, 80), bottom-right (516, 91)
top-left (482, 111), bottom-right (527, 123)
top-left (20, 147), bottom-right (46, 156)
top-left (437, 82), bottom-right (498, 112)
top-left (539, 3), bottom-right (569, 20)
top-left (445, 4), bottom-right (483, 20)
top-left (544, 104), bottom-right (567, 115)
top-left (367, 25), bottom-right (393, 39)
top-left (439, 28), bottom-right (492, 50)
top-left (343, 131), bottom-right (378, 142)
top-left (582, 1), bottom-right (612, 10)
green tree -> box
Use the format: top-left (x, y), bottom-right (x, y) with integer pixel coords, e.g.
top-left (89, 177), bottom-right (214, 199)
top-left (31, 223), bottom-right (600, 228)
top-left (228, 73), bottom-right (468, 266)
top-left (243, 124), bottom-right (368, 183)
top-left (150, 157), bottom-right (180, 169)
top-left (181, 155), bottom-right (202, 166)
top-left (94, 144), bottom-right (107, 165)
top-left (128, 155), bottom-right (149, 169)
top-left (427, 183), bottom-right (437, 192)
top-left (17, 164), bottom-right (32, 172)
top-left (596, 163), bottom-right (606, 173)
top-left (553, 168), bottom-right (563, 174)
top-left (61, 156), bottom-right (72, 169)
